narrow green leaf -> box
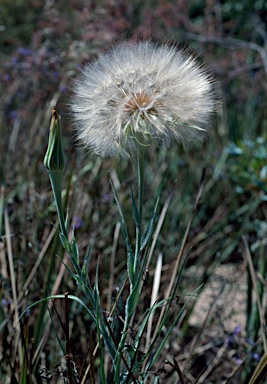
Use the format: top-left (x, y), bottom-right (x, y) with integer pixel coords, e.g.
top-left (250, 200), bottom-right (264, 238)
top-left (59, 232), bottom-right (71, 252)
top-left (19, 294), bottom-right (96, 323)
top-left (110, 180), bottom-right (134, 283)
top-left (98, 326), bottom-right (108, 384)
top-left (94, 257), bottom-right (100, 304)
top-left (141, 196), bottom-right (160, 251)
top-left (130, 186), bottom-right (140, 226)
top-left (82, 245), bottom-right (92, 282)
top-left (145, 285), bottom-right (202, 372)
top-left (71, 229), bottom-right (79, 264)
top-left (141, 174), bottom-right (167, 251)
top-left (126, 281), bottom-right (141, 319)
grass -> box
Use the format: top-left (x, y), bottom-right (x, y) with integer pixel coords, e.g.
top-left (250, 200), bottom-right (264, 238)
top-left (1, 0), bottom-right (267, 383)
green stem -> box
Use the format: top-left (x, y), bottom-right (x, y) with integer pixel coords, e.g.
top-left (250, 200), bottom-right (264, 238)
top-left (134, 146), bottom-right (144, 276)
top-left (114, 319), bottom-right (129, 383)
top-left (114, 147), bottom-right (145, 381)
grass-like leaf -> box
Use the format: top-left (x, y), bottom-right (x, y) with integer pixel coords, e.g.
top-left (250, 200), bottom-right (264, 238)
top-left (110, 179), bottom-right (134, 284)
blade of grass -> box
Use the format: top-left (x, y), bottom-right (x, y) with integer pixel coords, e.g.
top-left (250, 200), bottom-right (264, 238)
top-left (105, 222), bottom-right (121, 376)
top-left (17, 225), bottom-right (57, 303)
top-left (107, 222), bottom-right (121, 313)
top-left (145, 192), bottom-right (172, 270)
top-left (243, 236), bottom-right (267, 353)
top-left (145, 252), bottom-right (162, 351)
top-left (145, 285), bottom-right (203, 374)
top-left (183, 285), bottom-right (225, 371)
top-left (80, 278), bottom-right (128, 384)
top-left (0, 185), bottom-right (4, 236)
top-left (248, 353), bottom-right (267, 384)
top-left (196, 338), bottom-right (228, 384)
top-left (152, 169), bottom-right (205, 344)
top-left (64, 292), bottom-right (74, 384)
top-left (4, 210), bottom-right (22, 365)
top-left (32, 251), bottom-right (69, 367)
top-left (111, 180), bottom-right (134, 285)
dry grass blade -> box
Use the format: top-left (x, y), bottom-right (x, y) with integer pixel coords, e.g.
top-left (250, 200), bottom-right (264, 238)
top-left (146, 192), bottom-right (172, 270)
top-left (152, 170), bottom-right (206, 343)
top-left (145, 252), bottom-right (163, 350)
top-left (196, 338), bottom-right (229, 384)
top-left (4, 210), bottom-right (22, 364)
top-left (17, 226), bottom-right (57, 303)
top-left (248, 352), bottom-right (267, 384)
top-left (243, 236), bottom-right (267, 353)
top-left (64, 292), bottom-right (74, 384)
top-left (31, 251), bottom-right (69, 366)
top-left (221, 351), bottom-right (251, 384)
top-left (184, 286), bottom-right (225, 373)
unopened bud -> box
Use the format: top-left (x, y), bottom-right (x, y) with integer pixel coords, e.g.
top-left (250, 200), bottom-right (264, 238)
top-left (44, 108), bottom-right (65, 172)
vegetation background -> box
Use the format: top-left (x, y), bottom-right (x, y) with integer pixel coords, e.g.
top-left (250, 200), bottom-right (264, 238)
top-left (1, 0), bottom-right (267, 383)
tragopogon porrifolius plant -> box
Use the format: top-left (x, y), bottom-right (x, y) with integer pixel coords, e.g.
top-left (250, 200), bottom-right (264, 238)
top-left (43, 41), bottom-right (214, 383)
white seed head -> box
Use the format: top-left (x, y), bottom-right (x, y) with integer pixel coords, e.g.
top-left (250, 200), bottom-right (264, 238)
top-left (71, 42), bottom-right (214, 157)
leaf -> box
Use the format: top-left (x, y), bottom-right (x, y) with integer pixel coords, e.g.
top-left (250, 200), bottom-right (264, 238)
top-left (58, 232), bottom-right (71, 252)
top-left (19, 294), bottom-right (96, 323)
top-left (64, 206), bottom-right (69, 232)
top-left (249, 353), bottom-right (267, 384)
top-left (130, 186), bottom-right (140, 226)
top-left (71, 228), bottom-right (79, 263)
top-left (110, 180), bottom-right (134, 283)
top-left (146, 285), bottom-right (203, 372)
top-left (141, 175), bottom-right (167, 251)
top-left (141, 195), bottom-right (160, 251)
top-left (126, 279), bottom-right (142, 319)
top-left (82, 245), bottom-right (92, 282)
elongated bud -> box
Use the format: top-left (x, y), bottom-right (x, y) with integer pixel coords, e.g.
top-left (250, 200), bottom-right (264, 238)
top-left (44, 108), bottom-right (65, 172)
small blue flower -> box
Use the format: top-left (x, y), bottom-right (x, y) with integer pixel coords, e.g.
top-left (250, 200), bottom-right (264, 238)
top-left (1, 299), bottom-right (10, 306)
top-left (233, 325), bottom-right (242, 336)
top-left (252, 353), bottom-right (260, 361)
top-left (25, 307), bottom-right (31, 316)
top-left (17, 47), bottom-right (32, 56)
top-left (102, 194), bottom-right (111, 203)
top-left (74, 216), bottom-right (83, 229)
top-left (9, 111), bottom-right (18, 120)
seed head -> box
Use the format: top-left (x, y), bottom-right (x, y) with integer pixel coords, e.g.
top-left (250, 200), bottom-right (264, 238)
top-left (71, 42), bottom-right (214, 157)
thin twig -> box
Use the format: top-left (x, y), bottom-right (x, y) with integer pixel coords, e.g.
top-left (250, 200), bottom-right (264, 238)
top-left (185, 32), bottom-right (267, 75)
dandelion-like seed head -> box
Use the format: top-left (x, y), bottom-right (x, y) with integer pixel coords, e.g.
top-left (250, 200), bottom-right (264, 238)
top-left (71, 42), bottom-right (214, 157)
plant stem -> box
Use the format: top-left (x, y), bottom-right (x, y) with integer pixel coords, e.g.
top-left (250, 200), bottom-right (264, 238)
top-left (114, 146), bottom-right (145, 382)
top-left (134, 145), bottom-right (144, 276)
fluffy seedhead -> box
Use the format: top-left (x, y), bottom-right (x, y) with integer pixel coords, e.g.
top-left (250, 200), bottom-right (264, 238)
top-left (71, 42), bottom-right (214, 157)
